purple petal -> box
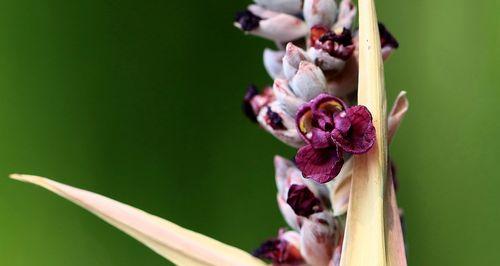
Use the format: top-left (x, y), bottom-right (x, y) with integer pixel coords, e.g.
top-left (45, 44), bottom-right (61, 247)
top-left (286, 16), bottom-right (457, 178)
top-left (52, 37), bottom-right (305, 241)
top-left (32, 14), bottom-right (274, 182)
top-left (309, 128), bottom-right (331, 149)
top-left (296, 94), bottom-right (346, 143)
top-left (295, 145), bottom-right (344, 183)
top-left (332, 105), bottom-right (375, 154)
top-left (333, 111), bottom-right (351, 134)
top-left (310, 93), bottom-right (347, 113)
top-left (286, 184), bottom-right (323, 217)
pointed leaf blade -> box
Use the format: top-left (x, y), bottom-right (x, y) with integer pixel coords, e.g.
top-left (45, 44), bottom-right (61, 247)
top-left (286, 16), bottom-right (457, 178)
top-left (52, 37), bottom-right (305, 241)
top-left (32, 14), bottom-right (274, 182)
top-left (10, 174), bottom-right (265, 266)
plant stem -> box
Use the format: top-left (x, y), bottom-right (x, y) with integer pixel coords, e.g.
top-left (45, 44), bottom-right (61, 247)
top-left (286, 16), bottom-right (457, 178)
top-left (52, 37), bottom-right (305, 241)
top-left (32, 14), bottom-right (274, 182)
top-left (340, 0), bottom-right (387, 265)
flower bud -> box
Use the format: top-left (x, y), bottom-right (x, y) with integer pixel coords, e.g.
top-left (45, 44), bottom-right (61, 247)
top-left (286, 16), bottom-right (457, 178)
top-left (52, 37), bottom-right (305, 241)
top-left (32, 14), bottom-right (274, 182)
top-left (290, 61), bottom-right (327, 101)
top-left (272, 78), bottom-right (305, 116)
top-left (300, 212), bottom-right (338, 266)
top-left (283, 43), bottom-right (311, 80)
top-left (256, 101), bottom-right (304, 148)
top-left (263, 49), bottom-right (285, 79)
top-left (303, 0), bottom-right (338, 28)
top-left (254, 0), bottom-right (303, 14)
top-left (333, 0), bottom-right (356, 30)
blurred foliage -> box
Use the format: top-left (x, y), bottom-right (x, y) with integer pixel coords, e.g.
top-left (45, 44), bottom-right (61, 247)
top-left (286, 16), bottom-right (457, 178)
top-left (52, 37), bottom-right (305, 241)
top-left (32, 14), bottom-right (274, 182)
top-left (0, 0), bottom-right (498, 265)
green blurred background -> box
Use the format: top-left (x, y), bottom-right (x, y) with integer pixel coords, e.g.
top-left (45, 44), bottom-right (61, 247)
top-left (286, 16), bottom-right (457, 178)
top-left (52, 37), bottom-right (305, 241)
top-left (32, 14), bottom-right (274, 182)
top-left (0, 0), bottom-right (498, 265)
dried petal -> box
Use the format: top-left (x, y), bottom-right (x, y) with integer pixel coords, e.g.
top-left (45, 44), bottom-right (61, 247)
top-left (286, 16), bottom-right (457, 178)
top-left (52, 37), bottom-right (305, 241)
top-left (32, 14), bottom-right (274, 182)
top-left (300, 212), bottom-right (338, 266)
top-left (295, 145), bottom-right (343, 184)
top-left (263, 49), bottom-right (285, 79)
top-left (289, 61), bottom-right (327, 101)
top-left (331, 105), bottom-right (375, 154)
top-left (254, 0), bottom-right (303, 14)
top-left (287, 184), bottom-right (323, 217)
top-left (303, 0), bottom-right (338, 28)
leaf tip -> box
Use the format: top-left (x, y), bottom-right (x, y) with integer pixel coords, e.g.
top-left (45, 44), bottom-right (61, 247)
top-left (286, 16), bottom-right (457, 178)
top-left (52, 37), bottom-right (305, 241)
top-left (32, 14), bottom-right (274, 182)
top-left (10, 174), bottom-right (44, 185)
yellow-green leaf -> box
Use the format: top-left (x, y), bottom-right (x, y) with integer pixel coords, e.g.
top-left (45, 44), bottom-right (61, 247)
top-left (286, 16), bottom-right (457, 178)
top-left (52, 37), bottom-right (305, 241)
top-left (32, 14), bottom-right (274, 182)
top-left (10, 174), bottom-right (265, 266)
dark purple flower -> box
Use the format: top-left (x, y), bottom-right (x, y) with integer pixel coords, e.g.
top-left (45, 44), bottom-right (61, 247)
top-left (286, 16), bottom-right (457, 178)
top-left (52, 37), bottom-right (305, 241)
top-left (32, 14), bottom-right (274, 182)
top-left (235, 10), bottom-right (262, 31)
top-left (253, 230), bottom-right (303, 264)
top-left (286, 184), bottom-right (323, 217)
top-left (294, 94), bottom-right (375, 183)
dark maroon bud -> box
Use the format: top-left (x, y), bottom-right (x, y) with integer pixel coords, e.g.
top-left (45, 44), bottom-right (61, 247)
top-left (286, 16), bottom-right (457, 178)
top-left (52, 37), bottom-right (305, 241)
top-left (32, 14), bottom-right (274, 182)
top-left (235, 10), bottom-right (262, 31)
top-left (266, 107), bottom-right (287, 130)
top-left (314, 28), bottom-right (355, 60)
top-left (378, 23), bottom-right (399, 49)
top-left (318, 28), bottom-right (353, 46)
top-left (286, 184), bottom-right (323, 217)
top-left (253, 233), bottom-right (303, 264)
top-left (242, 84), bottom-right (260, 123)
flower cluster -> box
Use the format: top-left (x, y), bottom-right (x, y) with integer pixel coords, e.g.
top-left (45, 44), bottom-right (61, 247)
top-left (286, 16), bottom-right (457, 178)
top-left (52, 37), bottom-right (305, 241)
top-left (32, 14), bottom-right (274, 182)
top-left (238, 0), bottom-right (399, 183)
top-left (235, 0), bottom-right (401, 265)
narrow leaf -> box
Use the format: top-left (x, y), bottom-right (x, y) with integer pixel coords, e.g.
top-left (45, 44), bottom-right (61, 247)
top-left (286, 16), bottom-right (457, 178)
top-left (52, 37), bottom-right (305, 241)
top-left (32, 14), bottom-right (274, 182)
top-left (384, 172), bottom-right (407, 266)
top-left (340, 0), bottom-right (387, 265)
top-left (385, 91), bottom-right (409, 266)
top-left (10, 174), bottom-right (265, 266)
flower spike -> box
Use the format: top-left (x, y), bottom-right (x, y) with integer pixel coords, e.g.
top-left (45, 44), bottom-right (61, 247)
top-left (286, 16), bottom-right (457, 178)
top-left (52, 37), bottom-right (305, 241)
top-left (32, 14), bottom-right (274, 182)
top-left (10, 174), bottom-right (265, 266)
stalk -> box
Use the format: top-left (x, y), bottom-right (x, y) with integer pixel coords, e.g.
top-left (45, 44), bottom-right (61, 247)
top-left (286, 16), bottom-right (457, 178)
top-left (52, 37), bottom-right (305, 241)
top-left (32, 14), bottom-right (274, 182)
top-left (340, 0), bottom-right (387, 265)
